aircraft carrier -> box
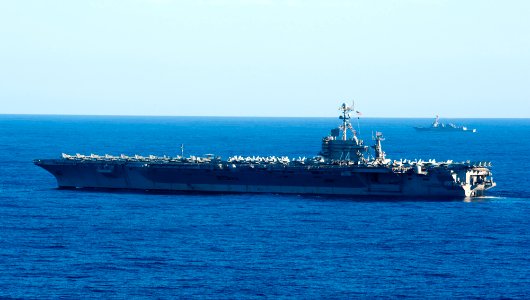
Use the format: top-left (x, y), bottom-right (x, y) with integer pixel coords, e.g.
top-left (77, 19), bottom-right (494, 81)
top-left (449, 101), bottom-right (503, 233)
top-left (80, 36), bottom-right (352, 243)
top-left (34, 104), bottom-right (495, 198)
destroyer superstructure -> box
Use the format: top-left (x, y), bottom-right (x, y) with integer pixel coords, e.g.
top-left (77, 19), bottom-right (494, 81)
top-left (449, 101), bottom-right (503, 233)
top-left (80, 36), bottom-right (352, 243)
top-left (35, 104), bottom-right (495, 197)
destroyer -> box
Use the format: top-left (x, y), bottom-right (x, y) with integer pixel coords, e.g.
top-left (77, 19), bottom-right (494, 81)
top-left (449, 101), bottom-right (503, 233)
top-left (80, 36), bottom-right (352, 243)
top-left (414, 115), bottom-right (477, 132)
top-left (35, 104), bottom-right (495, 197)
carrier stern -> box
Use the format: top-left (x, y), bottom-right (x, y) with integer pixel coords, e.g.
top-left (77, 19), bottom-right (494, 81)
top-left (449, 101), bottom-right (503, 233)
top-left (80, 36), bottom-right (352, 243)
top-left (465, 164), bottom-right (496, 197)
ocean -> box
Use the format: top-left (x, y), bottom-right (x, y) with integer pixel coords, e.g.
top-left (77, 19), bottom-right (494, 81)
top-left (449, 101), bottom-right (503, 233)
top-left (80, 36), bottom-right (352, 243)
top-left (0, 115), bottom-right (529, 298)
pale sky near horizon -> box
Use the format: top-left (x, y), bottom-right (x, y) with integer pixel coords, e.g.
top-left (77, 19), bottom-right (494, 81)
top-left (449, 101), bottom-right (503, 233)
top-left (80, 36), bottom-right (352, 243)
top-left (0, 0), bottom-right (528, 117)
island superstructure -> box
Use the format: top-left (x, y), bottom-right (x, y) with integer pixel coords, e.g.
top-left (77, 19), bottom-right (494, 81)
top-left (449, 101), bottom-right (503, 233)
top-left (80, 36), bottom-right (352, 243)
top-left (34, 104), bottom-right (495, 198)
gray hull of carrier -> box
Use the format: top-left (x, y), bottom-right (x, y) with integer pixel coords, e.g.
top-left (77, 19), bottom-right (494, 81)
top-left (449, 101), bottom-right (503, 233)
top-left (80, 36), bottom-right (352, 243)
top-left (34, 103), bottom-right (495, 198)
top-left (35, 158), bottom-right (494, 197)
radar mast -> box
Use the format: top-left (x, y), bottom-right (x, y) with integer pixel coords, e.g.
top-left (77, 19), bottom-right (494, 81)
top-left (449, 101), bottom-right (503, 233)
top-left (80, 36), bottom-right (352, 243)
top-left (338, 102), bottom-right (355, 141)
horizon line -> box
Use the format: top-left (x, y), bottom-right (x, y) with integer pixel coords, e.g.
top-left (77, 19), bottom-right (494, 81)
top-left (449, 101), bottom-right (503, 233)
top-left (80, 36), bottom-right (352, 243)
top-left (0, 113), bottom-right (528, 119)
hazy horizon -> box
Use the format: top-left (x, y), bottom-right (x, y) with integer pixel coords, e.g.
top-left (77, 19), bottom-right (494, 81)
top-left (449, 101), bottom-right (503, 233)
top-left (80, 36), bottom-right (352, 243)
top-left (2, 113), bottom-right (529, 119)
top-left (1, 0), bottom-right (528, 118)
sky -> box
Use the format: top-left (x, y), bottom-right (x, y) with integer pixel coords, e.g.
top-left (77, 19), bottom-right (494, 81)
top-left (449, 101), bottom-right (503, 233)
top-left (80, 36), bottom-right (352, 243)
top-left (0, 0), bottom-right (528, 117)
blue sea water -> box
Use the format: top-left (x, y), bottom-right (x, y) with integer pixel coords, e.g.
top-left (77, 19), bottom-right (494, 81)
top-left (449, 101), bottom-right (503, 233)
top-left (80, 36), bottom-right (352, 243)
top-left (0, 115), bottom-right (529, 298)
